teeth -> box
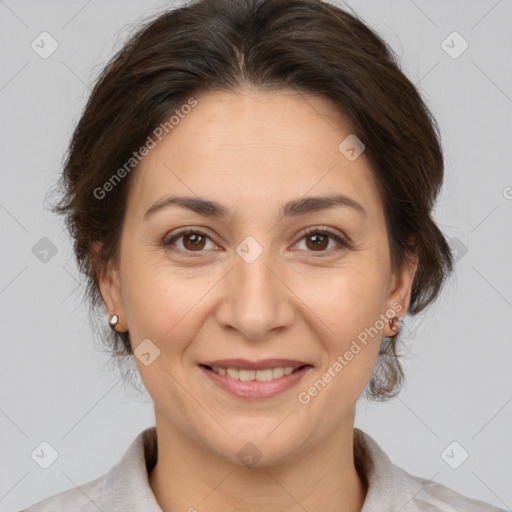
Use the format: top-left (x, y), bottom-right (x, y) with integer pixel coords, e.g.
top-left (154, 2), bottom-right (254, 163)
top-left (272, 367), bottom-right (284, 378)
top-left (210, 366), bottom-right (299, 381)
top-left (226, 368), bottom-right (239, 379)
top-left (255, 369), bottom-right (273, 382)
top-left (239, 369), bottom-right (255, 381)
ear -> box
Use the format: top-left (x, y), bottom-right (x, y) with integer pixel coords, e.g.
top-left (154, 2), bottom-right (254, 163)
top-left (383, 252), bottom-right (418, 337)
top-left (90, 241), bottom-right (128, 332)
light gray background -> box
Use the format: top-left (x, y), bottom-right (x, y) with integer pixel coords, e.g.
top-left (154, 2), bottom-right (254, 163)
top-left (1, 0), bottom-right (511, 510)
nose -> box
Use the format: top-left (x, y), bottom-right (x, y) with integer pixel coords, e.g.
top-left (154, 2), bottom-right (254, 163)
top-left (215, 246), bottom-right (295, 341)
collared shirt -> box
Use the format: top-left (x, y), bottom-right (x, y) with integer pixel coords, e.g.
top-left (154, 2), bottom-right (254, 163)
top-left (22, 426), bottom-right (505, 511)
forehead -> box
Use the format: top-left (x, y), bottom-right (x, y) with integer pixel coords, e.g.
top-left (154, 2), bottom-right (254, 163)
top-left (125, 89), bottom-right (383, 223)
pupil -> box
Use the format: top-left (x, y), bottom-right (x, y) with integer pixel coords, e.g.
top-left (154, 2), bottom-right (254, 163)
top-left (308, 233), bottom-right (327, 251)
top-left (185, 233), bottom-right (204, 250)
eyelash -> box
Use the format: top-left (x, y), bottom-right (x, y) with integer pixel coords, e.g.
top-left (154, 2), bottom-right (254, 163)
top-left (163, 226), bottom-right (351, 256)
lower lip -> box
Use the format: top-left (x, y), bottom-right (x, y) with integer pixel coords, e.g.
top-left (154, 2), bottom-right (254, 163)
top-left (199, 365), bottom-right (312, 400)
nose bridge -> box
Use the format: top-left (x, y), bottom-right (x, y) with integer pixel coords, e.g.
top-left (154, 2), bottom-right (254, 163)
top-left (236, 248), bottom-right (275, 302)
top-left (220, 239), bottom-right (292, 339)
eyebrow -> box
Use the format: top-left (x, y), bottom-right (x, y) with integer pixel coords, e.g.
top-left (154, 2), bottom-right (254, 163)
top-left (143, 193), bottom-right (367, 220)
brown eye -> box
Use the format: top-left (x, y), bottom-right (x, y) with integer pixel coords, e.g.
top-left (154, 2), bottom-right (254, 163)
top-left (295, 228), bottom-right (350, 255)
top-left (305, 232), bottom-right (330, 251)
top-left (164, 229), bottom-right (214, 252)
top-left (182, 232), bottom-right (206, 251)
top-left (164, 227), bottom-right (349, 256)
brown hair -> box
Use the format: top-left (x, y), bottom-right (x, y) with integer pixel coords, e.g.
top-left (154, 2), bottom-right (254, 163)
top-left (48, 0), bottom-right (454, 401)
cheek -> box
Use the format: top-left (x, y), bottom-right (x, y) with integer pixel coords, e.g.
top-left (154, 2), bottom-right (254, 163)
top-left (334, 272), bottom-right (388, 356)
top-left (292, 259), bottom-right (388, 391)
top-left (295, 275), bottom-right (384, 419)
top-left (120, 251), bottom-right (219, 353)
top-left (295, 256), bottom-right (389, 335)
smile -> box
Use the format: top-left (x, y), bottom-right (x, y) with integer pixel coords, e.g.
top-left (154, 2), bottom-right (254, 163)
top-left (199, 359), bottom-right (313, 399)
top-left (207, 365), bottom-right (302, 381)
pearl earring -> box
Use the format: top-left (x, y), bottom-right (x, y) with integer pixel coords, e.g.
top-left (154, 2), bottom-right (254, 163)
top-left (109, 314), bottom-right (119, 330)
top-left (389, 316), bottom-right (404, 333)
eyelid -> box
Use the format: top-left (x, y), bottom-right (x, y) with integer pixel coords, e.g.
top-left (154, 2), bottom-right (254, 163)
top-left (294, 225), bottom-right (352, 251)
top-left (163, 225), bottom-right (352, 253)
top-left (163, 226), bottom-right (219, 250)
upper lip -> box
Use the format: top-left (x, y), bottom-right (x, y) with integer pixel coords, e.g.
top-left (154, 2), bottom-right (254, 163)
top-left (200, 359), bottom-right (311, 371)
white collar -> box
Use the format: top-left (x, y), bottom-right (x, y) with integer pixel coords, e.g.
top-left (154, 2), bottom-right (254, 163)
top-left (102, 426), bottom-right (498, 512)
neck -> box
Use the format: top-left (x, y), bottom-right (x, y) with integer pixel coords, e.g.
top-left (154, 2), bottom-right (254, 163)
top-left (149, 410), bottom-right (368, 512)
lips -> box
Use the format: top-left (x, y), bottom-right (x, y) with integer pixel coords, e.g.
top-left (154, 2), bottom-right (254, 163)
top-left (198, 358), bottom-right (313, 399)
top-left (199, 359), bottom-right (310, 371)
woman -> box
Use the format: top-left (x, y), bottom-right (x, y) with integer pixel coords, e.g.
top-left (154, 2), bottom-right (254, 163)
top-left (23, 0), bottom-right (506, 510)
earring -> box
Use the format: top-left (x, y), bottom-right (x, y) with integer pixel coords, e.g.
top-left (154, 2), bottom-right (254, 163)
top-left (389, 316), bottom-right (404, 333)
top-left (109, 314), bottom-right (119, 330)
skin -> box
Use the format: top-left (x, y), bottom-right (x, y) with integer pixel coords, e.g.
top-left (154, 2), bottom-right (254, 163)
top-left (96, 87), bottom-right (418, 512)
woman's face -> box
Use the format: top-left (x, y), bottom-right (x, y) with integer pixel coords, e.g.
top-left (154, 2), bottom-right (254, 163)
top-left (99, 88), bottom-right (417, 466)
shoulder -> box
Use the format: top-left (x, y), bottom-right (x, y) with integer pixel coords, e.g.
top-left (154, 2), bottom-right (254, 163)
top-left (404, 471), bottom-right (507, 512)
top-left (20, 473), bottom-right (111, 511)
top-left (354, 429), bottom-right (507, 512)
top-left (21, 427), bottom-right (159, 512)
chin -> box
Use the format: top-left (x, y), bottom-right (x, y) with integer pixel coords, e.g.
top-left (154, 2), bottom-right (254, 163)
top-left (203, 425), bottom-right (308, 469)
